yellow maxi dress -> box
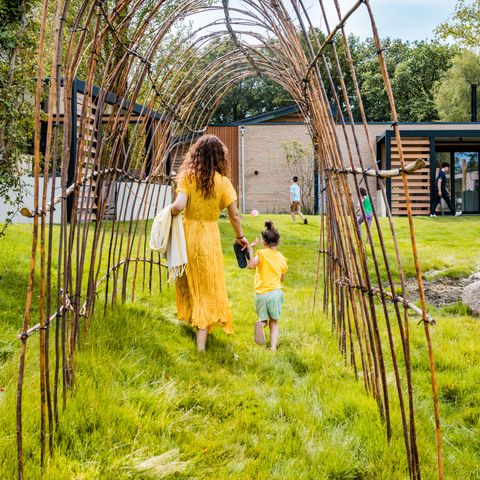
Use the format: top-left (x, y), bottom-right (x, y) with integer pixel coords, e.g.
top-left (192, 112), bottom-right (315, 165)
top-left (175, 172), bottom-right (237, 333)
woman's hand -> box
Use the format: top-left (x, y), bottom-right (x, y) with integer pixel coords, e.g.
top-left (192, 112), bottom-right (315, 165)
top-left (235, 235), bottom-right (249, 250)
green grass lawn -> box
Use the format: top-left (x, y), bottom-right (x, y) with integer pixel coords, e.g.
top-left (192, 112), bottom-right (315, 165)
top-left (0, 215), bottom-right (479, 479)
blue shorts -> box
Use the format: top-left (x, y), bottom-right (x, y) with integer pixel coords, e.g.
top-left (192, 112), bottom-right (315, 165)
top-left (254, 289), bottom-right (283, 321)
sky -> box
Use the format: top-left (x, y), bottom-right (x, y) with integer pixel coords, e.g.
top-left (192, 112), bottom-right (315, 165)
top-left (188, 0), bottom-right (457, 43)
top-left (317, 0), bottom-right (456, 41)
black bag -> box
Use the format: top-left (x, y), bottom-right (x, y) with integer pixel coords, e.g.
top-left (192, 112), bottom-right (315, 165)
top-left (233, 241), bottom-right (250, 268)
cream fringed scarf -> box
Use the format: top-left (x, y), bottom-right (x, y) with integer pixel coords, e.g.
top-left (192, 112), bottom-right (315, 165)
top-left (149, 205), bottom-right (188, 282)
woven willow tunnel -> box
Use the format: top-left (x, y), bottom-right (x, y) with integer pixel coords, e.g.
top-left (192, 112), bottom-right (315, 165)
top-left (17, 1), bottom-right (443, 478)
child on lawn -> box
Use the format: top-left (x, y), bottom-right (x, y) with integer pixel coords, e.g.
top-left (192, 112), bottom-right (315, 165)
top-left (290, 176), bottom-right (307, 224)
top-left (248, 220), bottom-right (288, 352)
top-left (356, 187), bottom-right (373, 230)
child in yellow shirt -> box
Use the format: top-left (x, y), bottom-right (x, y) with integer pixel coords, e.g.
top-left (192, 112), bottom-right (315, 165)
top-left (248, 220), bottom-right (288, 351)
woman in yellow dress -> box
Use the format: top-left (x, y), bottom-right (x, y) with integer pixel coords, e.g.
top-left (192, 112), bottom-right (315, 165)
top-left (171, 135), bottom-right (249, 351)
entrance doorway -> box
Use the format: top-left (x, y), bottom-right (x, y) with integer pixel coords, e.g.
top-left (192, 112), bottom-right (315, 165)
top-left (434, 150), bottom-right (480, 214)
top-left (453, 152), bottom-right (479, 213)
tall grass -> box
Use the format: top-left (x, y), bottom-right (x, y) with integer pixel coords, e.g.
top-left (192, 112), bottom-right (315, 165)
top-left (0, 216), bottom-right (479, 479)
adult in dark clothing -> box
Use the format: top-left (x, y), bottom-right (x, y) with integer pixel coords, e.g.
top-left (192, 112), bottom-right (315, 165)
top-left (430, 162), bottom-right (461, 217)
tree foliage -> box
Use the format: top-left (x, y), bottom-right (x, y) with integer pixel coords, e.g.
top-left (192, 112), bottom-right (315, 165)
top-left (203, 38), bottom-right (292, 124)
top-left (435, 0), bottom-right (480, 49)
top-left (0, 0), bottom-right (38, 228)
top-left (391, 42), bottom-right (457, 122)
top-left (351, 37), bottom-right (412, 122)
top-left (337, 38), bottom-right (456, 122)
top-left (210, 35), bottom-right (457, 124)
top-left (434, 50), bottom-right (480, 121)
top-left (210, 77), bottom-right (291, 124)
top-left (433, 1), bottom-right (480, 121)
top-left (281, 141), bottom-right (315, 214)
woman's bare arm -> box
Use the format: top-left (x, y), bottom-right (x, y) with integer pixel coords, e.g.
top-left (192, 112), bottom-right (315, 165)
top-left (171, 192), bottom-right (187, 215)
top-left (227, 202), bottom-right (249, 248)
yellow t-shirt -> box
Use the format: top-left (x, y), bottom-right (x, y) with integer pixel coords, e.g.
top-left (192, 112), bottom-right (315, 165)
top-left (254, 248), bottom-right (288, 294)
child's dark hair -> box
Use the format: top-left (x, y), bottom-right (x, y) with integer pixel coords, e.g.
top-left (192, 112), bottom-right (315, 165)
top-left (262, 219), bottom-right (280, 246)
top-left (441, 162), bottom-right (449, 168)
top-left (359, 187), bottom-right (367, 196)
top-left (292, 176), bottom-right (298, 182)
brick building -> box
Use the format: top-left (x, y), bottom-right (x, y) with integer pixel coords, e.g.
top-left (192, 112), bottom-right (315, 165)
top-left (198, 105), bottom-right (480, 216)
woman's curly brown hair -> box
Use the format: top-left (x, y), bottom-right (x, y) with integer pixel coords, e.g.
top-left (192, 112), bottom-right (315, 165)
top-left (179, 135), bottom-right (230, 198)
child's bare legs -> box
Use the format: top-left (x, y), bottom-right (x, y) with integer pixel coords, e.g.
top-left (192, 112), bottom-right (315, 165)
top-left (291, 202), bottom-right (306, 223)
top-left (196, 328), bottom-right (208, 352)
top-left (269, 319), bottom-right (279, 352)
top-left (254, 320), bottom-right (267, 344)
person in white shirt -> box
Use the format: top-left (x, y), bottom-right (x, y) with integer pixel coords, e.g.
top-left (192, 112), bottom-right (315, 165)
top-left (289, 176), bottom-right (307, 224)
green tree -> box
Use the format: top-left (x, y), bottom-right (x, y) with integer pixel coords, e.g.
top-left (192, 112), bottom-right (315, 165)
top-left (299, 34), bottom-right (454, 123)
top-left (391, 42), bottom-right (457, 122)
top-left (196, 34), bottom-right (457, 125)
top-left (435, 0), bottom-right (480, 49)
top-left (434, 50), bottom-right (480, 121)
top-left (0, 0), bottom-right (38, 229)
top-left (355, 39), bottom-right (455, 122)
top-left (281, 141), bottom-right (315, 214)
top-left (210, 77), bottom-right (292, 124)
top-left (204, 38), bottom-right (292, 124)
top-left (354, 38), bottom-right (400, 121)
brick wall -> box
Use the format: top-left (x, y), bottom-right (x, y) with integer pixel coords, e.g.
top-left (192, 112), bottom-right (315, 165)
top-left (241, 125), bottom-right (313, 213)
top-left (240, 123), bottom-right (383, 214)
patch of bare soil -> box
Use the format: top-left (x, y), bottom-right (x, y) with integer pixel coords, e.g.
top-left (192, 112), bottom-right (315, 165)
top-left (405, 275), bottom-right (477, 308)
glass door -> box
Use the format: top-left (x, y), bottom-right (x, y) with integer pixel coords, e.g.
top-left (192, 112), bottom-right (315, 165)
top-left (453, 152), bottom-right (479, 213)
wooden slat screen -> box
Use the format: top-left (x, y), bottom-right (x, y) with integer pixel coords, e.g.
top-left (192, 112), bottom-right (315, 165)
top-left (171, 143), bottom-right (190, 174)
top-left (207, 126), bottom-right (239, 193)
top-left (77, 95), bottom-right (98, 221)
top-left (390, 137), bottom-right (430, 216)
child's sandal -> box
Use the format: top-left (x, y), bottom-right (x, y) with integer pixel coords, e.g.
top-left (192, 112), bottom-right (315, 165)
top-left (254, 321), bottom-right (266, 345)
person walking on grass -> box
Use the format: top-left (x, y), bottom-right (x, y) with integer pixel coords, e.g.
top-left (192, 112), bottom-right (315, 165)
top-left (430, 162), bottom-right (462, 217)
top-left (356, 187), bottom-right (373, 231)
top-left (247, 220), bottom-right (288, 352)
top-left (290, 176), bottom-right (307, 224)
top-left (170, 135), bottom-right (249, 352)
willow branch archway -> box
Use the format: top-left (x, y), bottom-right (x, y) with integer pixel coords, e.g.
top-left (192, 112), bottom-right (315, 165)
top-left (17, 1), bottom-right (443, 479)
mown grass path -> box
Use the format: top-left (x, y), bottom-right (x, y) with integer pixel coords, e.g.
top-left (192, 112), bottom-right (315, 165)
top-left (0, 215), bottom-right (479, 479)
